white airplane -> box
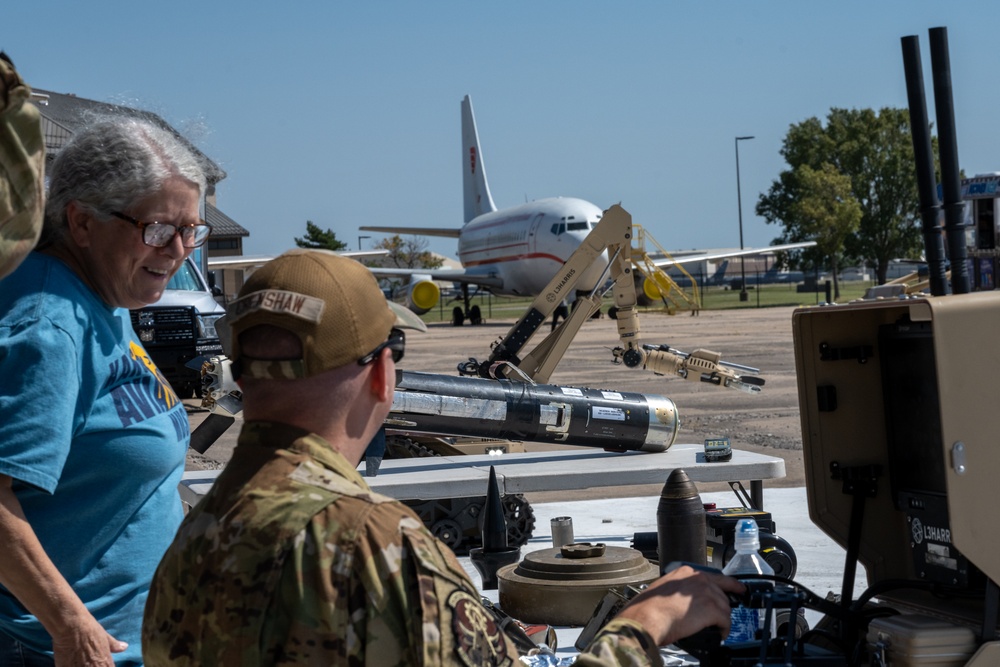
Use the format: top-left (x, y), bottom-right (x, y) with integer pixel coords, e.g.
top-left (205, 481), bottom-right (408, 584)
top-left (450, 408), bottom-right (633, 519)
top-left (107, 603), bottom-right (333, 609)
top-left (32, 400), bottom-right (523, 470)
top-left (360, 95), bottom-right (814, 325)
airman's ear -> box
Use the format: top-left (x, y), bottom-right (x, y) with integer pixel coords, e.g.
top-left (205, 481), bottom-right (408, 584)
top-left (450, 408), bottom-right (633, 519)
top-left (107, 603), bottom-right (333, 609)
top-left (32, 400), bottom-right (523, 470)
top-left (65, 201), bottom-right (95, 249)
top-left (370, 348), bottom-right (395, 403)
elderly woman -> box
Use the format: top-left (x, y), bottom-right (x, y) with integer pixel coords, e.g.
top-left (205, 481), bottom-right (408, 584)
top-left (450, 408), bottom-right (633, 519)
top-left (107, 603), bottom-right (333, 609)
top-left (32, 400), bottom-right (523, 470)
top-left (0, 116), bottom-right (208, 666)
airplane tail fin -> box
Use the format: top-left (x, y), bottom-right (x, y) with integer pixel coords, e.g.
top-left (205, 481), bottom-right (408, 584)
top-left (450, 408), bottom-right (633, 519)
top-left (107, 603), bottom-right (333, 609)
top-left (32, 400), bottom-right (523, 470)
top-left (461, 95), bottom-right (497, 223)
top-left (710, 260), bottom-right (729, 284)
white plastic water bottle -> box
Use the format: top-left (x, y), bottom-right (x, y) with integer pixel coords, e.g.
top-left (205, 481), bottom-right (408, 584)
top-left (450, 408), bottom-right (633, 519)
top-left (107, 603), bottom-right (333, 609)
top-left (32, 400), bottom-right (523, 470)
top-left (722, 518), bottom-right (774, 643)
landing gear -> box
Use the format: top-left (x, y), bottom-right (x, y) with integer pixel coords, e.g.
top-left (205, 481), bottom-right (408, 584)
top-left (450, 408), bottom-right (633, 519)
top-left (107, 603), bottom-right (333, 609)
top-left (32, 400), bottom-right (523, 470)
top-left (451, 285), bottom-right (485, 326)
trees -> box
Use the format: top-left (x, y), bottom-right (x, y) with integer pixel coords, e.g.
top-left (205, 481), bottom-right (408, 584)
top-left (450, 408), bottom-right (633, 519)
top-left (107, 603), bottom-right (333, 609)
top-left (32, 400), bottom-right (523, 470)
top-left (294, 221), bottom-right (348, 251)
top-left (790, 164), bottom-right (862, 299)
top-left (369, 234), bottom-right (443, 270)
top-left (757, 108), bottom-right (929, 284)
top-left (367, 235), bottom-right (444, 292)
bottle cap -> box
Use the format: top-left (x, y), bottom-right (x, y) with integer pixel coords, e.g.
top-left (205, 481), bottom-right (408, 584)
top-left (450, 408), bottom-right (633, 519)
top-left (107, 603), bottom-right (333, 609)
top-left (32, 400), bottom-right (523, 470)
top-left (734, 518), bottom-right (760, 552)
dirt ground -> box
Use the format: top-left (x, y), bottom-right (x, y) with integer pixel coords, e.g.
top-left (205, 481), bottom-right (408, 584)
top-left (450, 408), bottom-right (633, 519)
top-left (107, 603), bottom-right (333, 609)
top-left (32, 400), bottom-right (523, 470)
top-left (186, 305), bottom-right (807, 501)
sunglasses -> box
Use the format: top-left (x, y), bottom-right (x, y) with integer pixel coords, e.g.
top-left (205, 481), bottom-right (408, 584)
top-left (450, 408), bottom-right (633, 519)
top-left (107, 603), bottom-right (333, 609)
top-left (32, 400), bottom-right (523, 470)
top-left (111, 211), bottom-right (212, 248)
top-left (357, 328), bottom-right (405, 366)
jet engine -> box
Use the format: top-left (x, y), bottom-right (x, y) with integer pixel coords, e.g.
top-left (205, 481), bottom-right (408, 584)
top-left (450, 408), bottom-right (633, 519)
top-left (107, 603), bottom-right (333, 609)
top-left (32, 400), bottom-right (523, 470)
top-left (405, 274), bottom-right (441, 315)
top-left (634, 271), bottom-right (656, 307)
top-left (607, 274), bottom-right (654, 318)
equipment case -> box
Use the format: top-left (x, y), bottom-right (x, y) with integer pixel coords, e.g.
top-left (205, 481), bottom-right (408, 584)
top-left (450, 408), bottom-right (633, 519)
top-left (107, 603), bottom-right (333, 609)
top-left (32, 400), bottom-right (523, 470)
top-left (866, 614), bottom-right (977, 666)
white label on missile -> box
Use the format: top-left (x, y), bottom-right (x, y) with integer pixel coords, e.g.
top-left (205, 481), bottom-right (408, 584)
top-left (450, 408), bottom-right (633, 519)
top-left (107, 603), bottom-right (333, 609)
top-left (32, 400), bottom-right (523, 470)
top-left (592, 406), bottom-right (626, 421)
top-left (561, 387), bottom-right (584, 397)
top-left (601, 391), bottom-right (624, 401)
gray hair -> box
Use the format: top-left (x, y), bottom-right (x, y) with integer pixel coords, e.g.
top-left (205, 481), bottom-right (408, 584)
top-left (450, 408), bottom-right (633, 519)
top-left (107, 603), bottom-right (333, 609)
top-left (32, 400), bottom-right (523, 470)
top-left (42, 116), bottom-right (207, 247)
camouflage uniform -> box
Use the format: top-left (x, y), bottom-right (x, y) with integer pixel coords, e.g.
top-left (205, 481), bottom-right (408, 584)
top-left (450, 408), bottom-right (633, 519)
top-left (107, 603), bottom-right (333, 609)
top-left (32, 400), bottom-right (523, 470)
top-left (0, 52), bottom-right (44, 279)
top-left (143, 422), bottom-right (661, 666)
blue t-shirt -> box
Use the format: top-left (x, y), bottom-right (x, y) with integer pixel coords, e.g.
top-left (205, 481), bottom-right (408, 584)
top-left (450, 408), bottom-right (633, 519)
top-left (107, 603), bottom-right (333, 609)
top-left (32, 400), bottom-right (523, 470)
top-left (0, 252), bottom-right (188, 664)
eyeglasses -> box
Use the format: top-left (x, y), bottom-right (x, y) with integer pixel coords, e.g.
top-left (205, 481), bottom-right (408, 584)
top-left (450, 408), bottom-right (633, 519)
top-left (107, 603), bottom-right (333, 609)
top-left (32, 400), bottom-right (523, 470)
top-left (358, 328), bottom-right (405, 366)
top-left (110, 211), bottom-right (212, 248)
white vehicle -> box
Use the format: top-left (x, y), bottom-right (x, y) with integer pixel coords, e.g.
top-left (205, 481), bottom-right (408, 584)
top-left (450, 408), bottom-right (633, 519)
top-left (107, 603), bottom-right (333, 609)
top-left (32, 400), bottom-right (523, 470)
top-left (130, 256), bottom-right (225, 397)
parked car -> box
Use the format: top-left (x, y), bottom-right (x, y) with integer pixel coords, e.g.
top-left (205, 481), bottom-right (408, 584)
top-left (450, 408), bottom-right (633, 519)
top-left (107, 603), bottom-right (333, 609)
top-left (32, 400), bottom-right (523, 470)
top-left (130, 257), bottom-right (225, 398)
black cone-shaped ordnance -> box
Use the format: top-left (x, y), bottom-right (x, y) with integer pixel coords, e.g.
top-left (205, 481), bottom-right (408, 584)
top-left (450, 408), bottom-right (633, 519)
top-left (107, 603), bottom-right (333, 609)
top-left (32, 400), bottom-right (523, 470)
top-left (656, 468), bottom-right (707, 573)
top-left (481, 465), bottom-right (507, 551)
top-left (470, 465), bottom-right (520, 590)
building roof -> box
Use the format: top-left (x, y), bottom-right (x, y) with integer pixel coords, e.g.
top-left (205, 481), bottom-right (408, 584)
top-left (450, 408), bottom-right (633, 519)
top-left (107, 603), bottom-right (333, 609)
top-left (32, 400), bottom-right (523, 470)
top-left (31, 88), bottom-right (227, 185)
top-left (206, 202), bottom-right (249, 237)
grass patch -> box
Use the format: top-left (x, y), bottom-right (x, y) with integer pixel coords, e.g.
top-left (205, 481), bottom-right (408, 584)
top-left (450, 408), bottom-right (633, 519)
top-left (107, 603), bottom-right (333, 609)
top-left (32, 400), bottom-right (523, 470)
top-left (416, 282), bottom-right (876, 323)
top-left (697, 282), bottom-right (871, 310)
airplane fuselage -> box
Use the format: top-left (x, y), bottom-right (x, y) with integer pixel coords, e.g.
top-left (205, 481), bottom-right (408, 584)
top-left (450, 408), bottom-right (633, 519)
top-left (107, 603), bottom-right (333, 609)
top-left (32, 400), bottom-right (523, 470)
top-left (457, 197), bottom-right (608, 297)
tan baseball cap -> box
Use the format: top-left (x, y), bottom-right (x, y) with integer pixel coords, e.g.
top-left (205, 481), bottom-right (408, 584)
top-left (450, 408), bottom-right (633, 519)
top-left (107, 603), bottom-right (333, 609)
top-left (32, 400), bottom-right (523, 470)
top-left (227, 249), bottom-right (426, 380)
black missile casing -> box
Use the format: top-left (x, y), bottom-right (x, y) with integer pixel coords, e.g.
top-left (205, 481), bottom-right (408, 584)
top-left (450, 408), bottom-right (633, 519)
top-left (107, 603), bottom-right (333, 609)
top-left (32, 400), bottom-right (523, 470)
top-left (390, 370), bottom-right (679, 453)
top-left (656, 468), bottom-right (707, 572)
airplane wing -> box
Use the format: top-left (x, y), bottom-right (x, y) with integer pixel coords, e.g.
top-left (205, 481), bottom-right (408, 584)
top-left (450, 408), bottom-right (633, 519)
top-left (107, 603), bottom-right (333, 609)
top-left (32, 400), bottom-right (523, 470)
top-left (650, 241), bottom-right (817, 268)
top-left (358, 225), bottom-right (502, 288)
top-left (367, 266), bottom-right (504, 289)
top-left (208, 250), bottom-right (387, 272)
top-left (359, 225), bottom-right (462, 239)
top-left (208, 254), bottom-right (276, 271)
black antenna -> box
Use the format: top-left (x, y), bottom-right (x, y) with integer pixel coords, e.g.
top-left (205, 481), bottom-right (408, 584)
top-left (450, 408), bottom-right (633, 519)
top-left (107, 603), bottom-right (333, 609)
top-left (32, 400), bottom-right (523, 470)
top-left (901, 34), bottom-right (949, 296)
top-left (929, 26), bottom-right (971, 294)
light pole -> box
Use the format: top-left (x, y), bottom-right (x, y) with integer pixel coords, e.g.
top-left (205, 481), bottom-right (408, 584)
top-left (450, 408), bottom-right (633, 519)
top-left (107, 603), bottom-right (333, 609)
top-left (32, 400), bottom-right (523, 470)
top-left (358, 235), bottom-right (371, 251)
top-left (735, 136), bottom-right (755, 302)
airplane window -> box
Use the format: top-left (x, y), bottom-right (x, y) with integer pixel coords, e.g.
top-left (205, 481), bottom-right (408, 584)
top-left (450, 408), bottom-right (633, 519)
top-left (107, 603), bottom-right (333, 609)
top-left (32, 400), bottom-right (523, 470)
top-left (567, 222), bottom-right (588, 231)
top-left (551, 223), bottom-right (565, 235)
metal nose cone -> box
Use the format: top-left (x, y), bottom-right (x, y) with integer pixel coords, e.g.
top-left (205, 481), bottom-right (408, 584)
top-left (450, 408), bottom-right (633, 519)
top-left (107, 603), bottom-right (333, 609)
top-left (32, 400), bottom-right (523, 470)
top-left (656, 468), bottom-right (707, 571)
top-left (660, 468), bottom-right (699, 499)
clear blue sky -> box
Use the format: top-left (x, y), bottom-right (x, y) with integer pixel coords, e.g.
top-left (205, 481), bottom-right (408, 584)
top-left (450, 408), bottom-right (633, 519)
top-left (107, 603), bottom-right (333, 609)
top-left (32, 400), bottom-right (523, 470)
top-left (5, 2), bottom-right (998, 259)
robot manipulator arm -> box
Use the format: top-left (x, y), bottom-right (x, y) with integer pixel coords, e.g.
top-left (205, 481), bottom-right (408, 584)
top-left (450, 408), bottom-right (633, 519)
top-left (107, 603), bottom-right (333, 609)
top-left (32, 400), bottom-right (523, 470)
top-left (611, 343), bottom-right (765, 395)
top-left (607, 293), bottom-right (763, 394)
top-left (473, 204), bottom-right (767, 393)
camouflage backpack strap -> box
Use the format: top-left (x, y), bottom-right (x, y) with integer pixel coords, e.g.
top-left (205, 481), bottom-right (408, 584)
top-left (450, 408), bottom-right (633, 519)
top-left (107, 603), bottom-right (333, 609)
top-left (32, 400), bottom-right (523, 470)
top-left (0, 52), bottom-right (44, 279)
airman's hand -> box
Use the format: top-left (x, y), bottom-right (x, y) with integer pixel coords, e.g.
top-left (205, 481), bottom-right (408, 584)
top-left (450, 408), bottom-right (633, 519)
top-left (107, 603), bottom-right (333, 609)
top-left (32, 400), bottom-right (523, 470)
top-left (615, 564), bottom-right (745, 646)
